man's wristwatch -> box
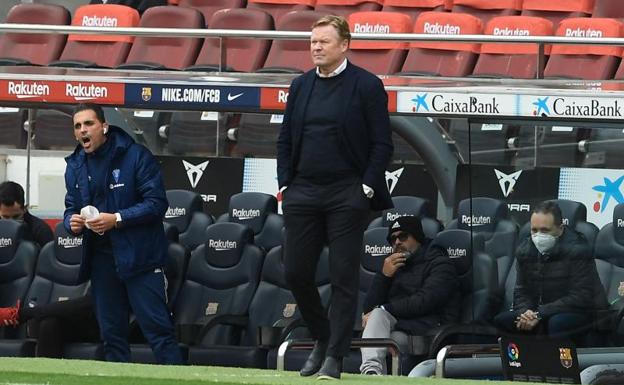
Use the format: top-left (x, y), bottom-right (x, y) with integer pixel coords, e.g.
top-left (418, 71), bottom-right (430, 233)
top-left (114, 212), bottom-right (122, 228)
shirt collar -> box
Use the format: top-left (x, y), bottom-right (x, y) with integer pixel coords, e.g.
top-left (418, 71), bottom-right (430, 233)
top-left (316, 58), bottom-right (348, 78)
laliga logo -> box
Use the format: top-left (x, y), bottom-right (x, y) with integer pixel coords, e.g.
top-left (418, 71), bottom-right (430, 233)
top-left (208, 239), bottom-right (237, 251)
top-left (508, 343), bottom-right (521, 367)
top-left (165, 207), bottom-right (186, 219)
top-left (494, 169), bottom-right (523, 198)
top-left (57, 236), bottom-right (82, 248)
top-left (385, 168), bottom-right (404, 195)
top-left (0, 237), bottom-right (12, 247)
top-left (364, 244), bottom-right (393, 257)
top-left (183, 160), bottom-right (209, 189)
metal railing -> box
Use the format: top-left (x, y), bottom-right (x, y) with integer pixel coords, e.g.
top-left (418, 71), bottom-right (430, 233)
top-left (2, 23), bottom-right (624, 77)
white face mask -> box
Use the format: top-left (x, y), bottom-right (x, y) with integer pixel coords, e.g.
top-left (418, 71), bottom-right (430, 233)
top-left (531, 232), bottom-right (558, 254)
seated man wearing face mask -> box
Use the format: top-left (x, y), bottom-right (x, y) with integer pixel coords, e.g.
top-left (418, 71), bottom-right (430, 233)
top-left (494, 201), bottom-right (607, 339)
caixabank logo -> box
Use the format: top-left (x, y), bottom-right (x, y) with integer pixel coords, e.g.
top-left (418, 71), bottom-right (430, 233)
top-left (397, 92), bottom-right (516, 117)
top-left (531, 95), bottom-right (623, 119)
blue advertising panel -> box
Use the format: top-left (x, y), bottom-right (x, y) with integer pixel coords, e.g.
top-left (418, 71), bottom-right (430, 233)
top-left (125, 84), bottom-right (260, 110)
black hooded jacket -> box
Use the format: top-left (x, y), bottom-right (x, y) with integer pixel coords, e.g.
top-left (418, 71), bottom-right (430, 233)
top-left (513, 227), bottom-right (608, 317)
top-left (363, 240), bottom-right (461, 334)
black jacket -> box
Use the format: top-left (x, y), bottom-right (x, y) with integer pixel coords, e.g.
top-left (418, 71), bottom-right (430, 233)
top-left (23, 211), bottom-right (53, 249)
top-left (363, 240), bottom-right (461, 334)
top-left (513, 227), bottom-right (608, 317)
top-left (276, 61), bottom-right (394, 210)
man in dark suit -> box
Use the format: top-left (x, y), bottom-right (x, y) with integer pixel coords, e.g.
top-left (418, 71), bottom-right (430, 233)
top-left (277, 15), bottom-right (393, 380)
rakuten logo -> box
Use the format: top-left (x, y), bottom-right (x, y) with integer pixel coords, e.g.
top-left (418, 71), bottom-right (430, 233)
top-left (0, 238), bottom-right (12, 247)
top-left (493, 27), bottom-right (530, 36)
top-left (58, 236), bottom-right (82, 248)
top-left (208, 239), bottom-right (237, 251)
top-left (82, 15), bottom-right (118, 27)
top-left (447, 247), bottom-right (467, 258)
top-left (618, 219), bottom-right (624, 228)
top-left (278, 90), bottom-right (289, 103)
top-left (165, 207), bottom-right (186, 219)
top-left (461, 215), bottom-right (492, 227)
top-left (354, 23), bottom-right (390, 33)
top-left (232, 208), bottom-right (261, 221)
top-left (8, 81), bottom-right (50, 98)
top-left (424, 22), bottom-right (460, 35)
top-left (566, 28), bottom-right (603, 38)
top-left (386, 212), bottom-right (415, 222)
top-left (66, 83), bottom-right (108, 100)
top-left (365, 244), bottom-right (393, 257)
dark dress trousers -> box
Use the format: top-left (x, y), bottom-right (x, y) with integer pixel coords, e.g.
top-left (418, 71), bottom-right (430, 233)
top-left (277, 61), bottom-right (393, 358)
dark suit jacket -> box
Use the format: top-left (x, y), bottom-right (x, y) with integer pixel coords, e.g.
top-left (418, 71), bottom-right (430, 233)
top-left (277, 61), bottom-right (394, 211)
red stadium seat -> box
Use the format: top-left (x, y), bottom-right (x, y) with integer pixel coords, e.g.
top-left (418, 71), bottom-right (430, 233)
top-left (259, 10), bottom-right (325, 73)
top-left (450, 0), bottom-right (521, 25)
top-left (544, 17), bottom-right (622, 80)
top-left (0, 4), bottom-right (70, 66)
top-left (401, 11), bottom-right (483, 76)
top-left (347, 11), bottom-right (411, 75)
top-left (521, 0), bottom-right (594, 27)
top-left (315, 0), bottom-right (382, 19)
top-left (117, 5), bottom-right (203, 70)
top-left (472, 16), bottom-right (554, 79)
top-left (247, 0), bottom-right (313, 25)
top-left (189, 8), bottom-right (274, 72)
top-left (51, 4), bottom-right (140, 68)
top-left (592, 0), bottom-right (624, 19)
top-left (382, 0), bottom-right (451, 23)
top-left (178, 0), bottom-right (245, 26)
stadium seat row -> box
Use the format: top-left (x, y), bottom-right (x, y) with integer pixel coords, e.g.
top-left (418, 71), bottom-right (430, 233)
top-left (3, 3), bottom-right (624, 80)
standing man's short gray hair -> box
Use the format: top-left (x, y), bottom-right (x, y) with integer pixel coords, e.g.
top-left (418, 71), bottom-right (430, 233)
top-left (312, 15), bottom-right (352, 43)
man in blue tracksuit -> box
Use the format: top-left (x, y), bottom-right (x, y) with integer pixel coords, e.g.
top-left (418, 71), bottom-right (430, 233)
top-left (63, 103), bottom-right (182, 364)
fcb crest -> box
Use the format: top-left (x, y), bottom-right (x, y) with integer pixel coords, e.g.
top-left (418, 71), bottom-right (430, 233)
top-left (618, 282), bottom-right (624, 297)
top-left (142, 87), bottom-right (152, 102)
top-left (283, 303), bottom-right (297, 318)
top-left (559, 347), bottom-right (573, 369)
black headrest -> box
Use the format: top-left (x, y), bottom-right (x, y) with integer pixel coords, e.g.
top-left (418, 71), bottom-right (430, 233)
top-left (165, 189), bottom-right (204, 233)
top-left (548, 199), bottom-right (586, 228)
top-left (228, 192), bottom-right (277, 234)
top-left (163, 221), bottom-right (180, 243)
top-left (203, 222), bottom-right (254, 268)
top-left (361, 228), bottom-right (392, 273)
top-left (431, 229), bottom-right (485, 276)
top-left (53, 222), bottom-right (83, 265)
top-left (0, 220), bottom-right (26, 263)
top-left (613, 204), bottom-right (624, 244)
top-left (380, 196), bottom-right (433, 226)
top-left (456, 197), bottom-right (508, 234)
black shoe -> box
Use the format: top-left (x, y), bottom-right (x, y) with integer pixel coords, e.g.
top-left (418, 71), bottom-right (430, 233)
top-left (317, 356), bottom-right (342, 380)
top-left (300, 340), bottom-right (328, 377)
